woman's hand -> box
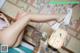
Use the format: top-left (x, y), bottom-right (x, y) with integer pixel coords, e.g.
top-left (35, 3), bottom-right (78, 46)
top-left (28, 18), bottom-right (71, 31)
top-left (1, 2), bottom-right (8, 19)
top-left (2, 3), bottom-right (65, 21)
top-left (15, 11), bottom-right (29, 20)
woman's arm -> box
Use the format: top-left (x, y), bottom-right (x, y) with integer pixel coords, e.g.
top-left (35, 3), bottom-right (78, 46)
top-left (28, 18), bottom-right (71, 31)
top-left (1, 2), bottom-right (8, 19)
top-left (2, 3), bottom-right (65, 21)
top-left (29, 14), bottom-right (65, 22)
top-left (11, 11), bottom-right (65, 23)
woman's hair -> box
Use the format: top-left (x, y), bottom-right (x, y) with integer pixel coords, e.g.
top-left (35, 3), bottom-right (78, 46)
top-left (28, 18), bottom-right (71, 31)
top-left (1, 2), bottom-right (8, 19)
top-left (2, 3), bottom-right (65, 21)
top-left (0, 11), bottom-right (14, 23)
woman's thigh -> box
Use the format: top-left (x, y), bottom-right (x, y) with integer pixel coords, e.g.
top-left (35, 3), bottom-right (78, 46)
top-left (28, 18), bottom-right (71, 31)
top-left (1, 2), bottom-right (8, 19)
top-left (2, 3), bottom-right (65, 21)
top-left (12, 31), bottom-right (24, 47)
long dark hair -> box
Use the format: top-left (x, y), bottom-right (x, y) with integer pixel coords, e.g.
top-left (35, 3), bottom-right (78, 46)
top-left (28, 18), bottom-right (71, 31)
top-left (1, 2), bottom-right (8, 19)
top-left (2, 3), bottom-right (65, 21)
top-left (0, 11), bottom-right (14, 23)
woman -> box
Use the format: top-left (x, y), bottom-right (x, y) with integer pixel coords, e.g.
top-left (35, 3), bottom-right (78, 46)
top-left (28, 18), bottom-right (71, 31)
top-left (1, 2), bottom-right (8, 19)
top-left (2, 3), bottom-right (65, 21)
top-left (0, 11), bottom-right (65, 47)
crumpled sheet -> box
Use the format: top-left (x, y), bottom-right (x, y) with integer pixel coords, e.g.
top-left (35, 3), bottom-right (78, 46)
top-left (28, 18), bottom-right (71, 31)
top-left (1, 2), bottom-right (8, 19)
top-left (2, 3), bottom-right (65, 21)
top-left (0, 19), bottom-right (8, 30)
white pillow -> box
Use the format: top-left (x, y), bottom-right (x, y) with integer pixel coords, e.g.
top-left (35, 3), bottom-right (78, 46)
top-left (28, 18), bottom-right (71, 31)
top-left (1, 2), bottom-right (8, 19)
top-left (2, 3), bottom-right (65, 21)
top-left (0, 0), bottom-right (6, 8)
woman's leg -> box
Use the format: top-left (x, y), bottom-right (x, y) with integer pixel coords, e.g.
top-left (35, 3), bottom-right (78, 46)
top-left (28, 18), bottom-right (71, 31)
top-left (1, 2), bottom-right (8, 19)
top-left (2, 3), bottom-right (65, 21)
top-left (12, 31), bottom-right (24, 47)
top-left (0, 12), bottom-right (30, 47)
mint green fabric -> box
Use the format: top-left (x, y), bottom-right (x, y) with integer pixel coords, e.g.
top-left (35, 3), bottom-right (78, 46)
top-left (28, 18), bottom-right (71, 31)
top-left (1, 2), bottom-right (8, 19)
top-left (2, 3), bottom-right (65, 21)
top-left (0, 44), bottom-right (33, 53)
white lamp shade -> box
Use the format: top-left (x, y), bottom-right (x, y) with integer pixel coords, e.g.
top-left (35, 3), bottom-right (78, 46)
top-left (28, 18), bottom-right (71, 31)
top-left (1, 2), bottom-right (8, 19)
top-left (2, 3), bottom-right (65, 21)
top-left (48, 29), bottom-right (67, 49)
